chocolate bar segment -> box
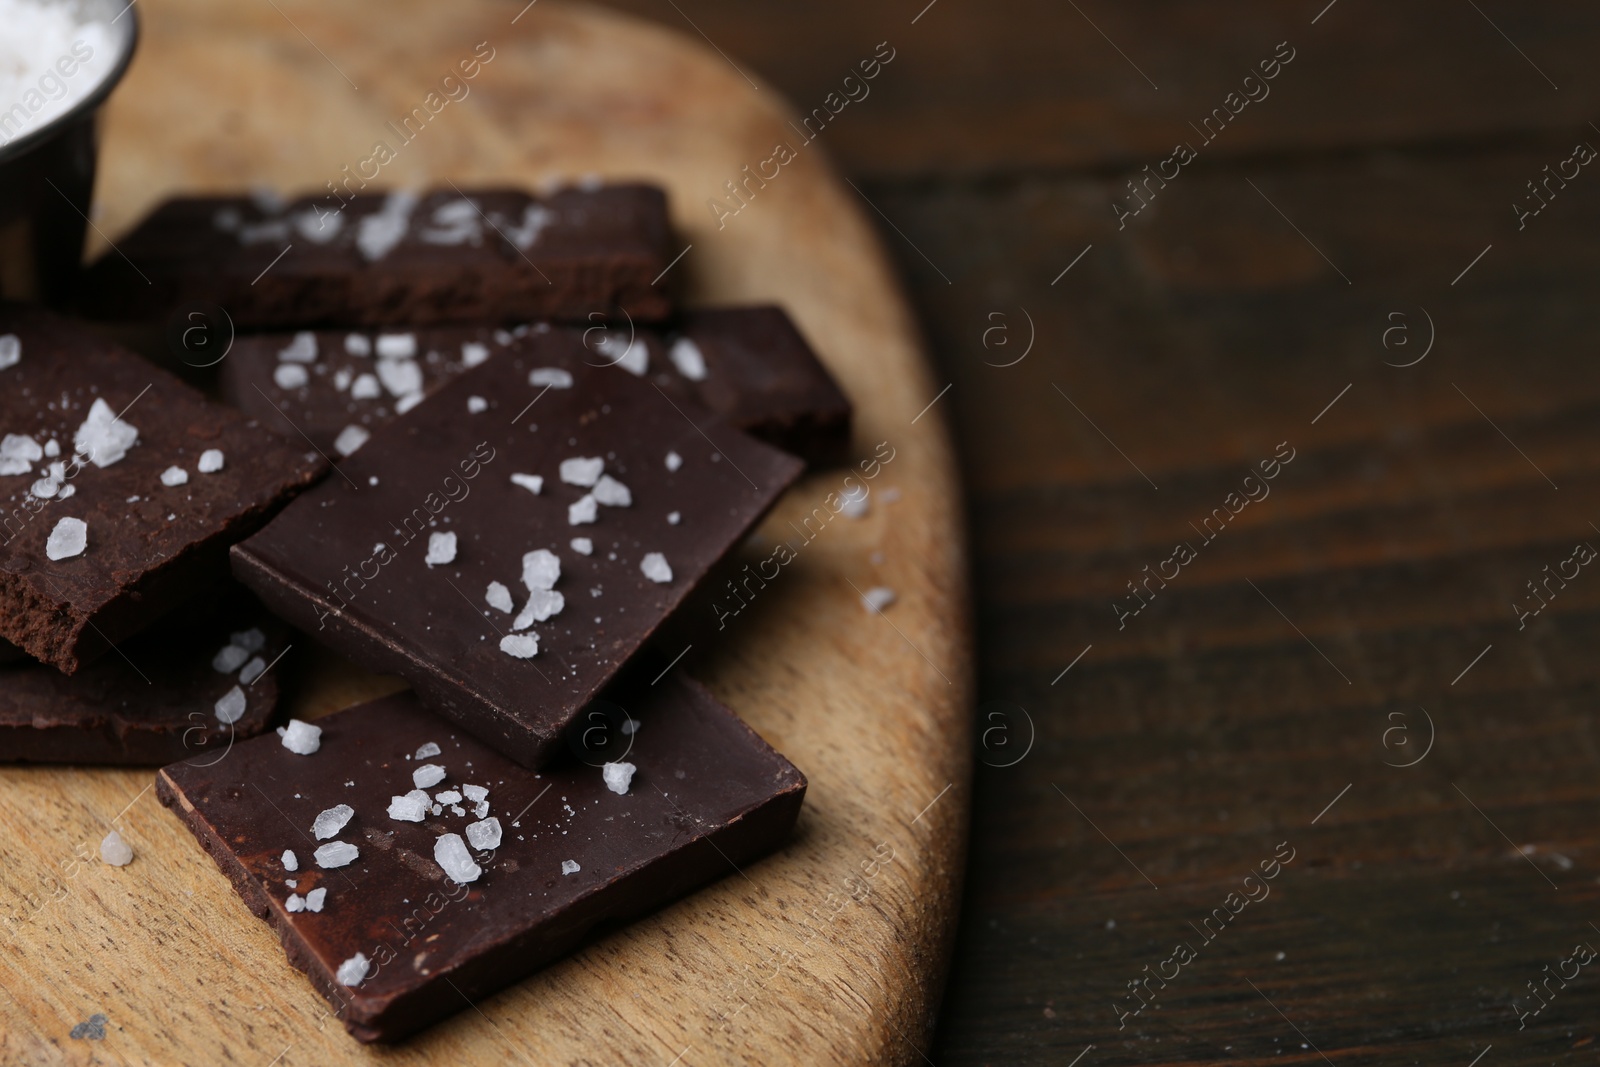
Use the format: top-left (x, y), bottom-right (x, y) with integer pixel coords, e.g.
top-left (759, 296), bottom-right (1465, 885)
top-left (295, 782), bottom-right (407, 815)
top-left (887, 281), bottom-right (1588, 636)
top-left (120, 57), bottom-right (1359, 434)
top-left (216, 306), bottom-right (851, 466)
top-left (156, 676), bottom-right (807, 1043)
top-left (0, 594), bottom-right (288, 765)
top-left (79, 186), bottom-right (675, 328)
top-left (0, 305), bottom-right (326, 672)
top-left (231, 333), bottom-right (803, 768)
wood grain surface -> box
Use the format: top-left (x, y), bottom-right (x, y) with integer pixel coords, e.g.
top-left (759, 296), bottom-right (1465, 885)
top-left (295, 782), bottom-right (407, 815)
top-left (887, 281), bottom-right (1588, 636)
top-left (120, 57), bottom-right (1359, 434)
top-left (0, 2), bottom-right (972, 1064)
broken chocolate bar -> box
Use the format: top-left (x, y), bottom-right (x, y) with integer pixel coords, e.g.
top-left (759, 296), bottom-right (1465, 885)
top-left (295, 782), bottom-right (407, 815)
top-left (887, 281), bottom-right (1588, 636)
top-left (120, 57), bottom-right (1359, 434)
top-left (0, 594), bottom-right (288, 765)
top-left (217, 307), bottom-right (851, 466)
top-left (156, 675), bottom-right (807, 1043)
top-left (0, 305), bottom-right (326, 672)
top-left (231, 332), bottom-right (802, 768)
top-left (79, 185), bottom-right (675, 328)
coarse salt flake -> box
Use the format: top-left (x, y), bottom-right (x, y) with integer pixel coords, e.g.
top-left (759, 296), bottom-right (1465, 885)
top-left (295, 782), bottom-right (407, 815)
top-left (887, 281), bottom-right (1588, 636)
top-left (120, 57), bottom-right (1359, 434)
top-left (314, 841), bottom-right (359, 869)
top-left (415, 741), bottom-right (441, 759)
top-left (862, 586), bottom-right (896, 613)
top-left (350, 373), bottom-right (381, 399)
top-left (462, 341), bottom-right (490, 367)
top-left (467, 396), bottom-right (488, 414)
top-left (312, 804), bottom-right (355, 840)
top-left (640, 552), bottom-right (672, 584)
top-left (376, 358), bottom-right (422, 397)
top-left (559, 456), bottom-right (604, 487)
top-left (213, 643), bottom-right (248, 673)
top-left (333, 425), bottom-right (370, 457)
top-left (336, 953), bottom-right (370, 987)
top-left (376, 332), bottom-right (417, 359)
top-left (278, 718), bottom-right (323, 755)
top-left (306, 887), bottom-right (327, 912)
top-left (345, 333), bottom-right (371, 356)
top-left (160, 465), bottom-right (189, 487)
top-left (214, 686), bottom-right (247, 724)
top-left (603, 761), bottom-right (636, 795)
top-left (669, 337), bottom-right (708, 380)
top-left (238, 656), bottom-right (267, 684)
top-left (561, 859), bottom-right (581, 876)
top-left (485, 581), bottom-right (514, 613)
top-left (521, 548), bottom-right (561, 591)
top-left (665, 451), bottom-right (682, 472)
top-left (568, 495), bottom-right (597, 526)
top-left (434, 833), bottom-right (482, 884)
top-left (511, 473), bottom-right (543, 495)
top-left (466, 817), bottom-right (502, 850)
top-left (514, 589), bottom-right (564, 629)
top-left (73, 398), bottom-right (139, 468)
top-left (273, 363), bottom-right (308, 390)
top-left (499, 633), bottom-right (539, 658)
top-left (100, 830), bottom-right (133, 866)
top-left (426, 531), bottom-right (457, 567)
top-left (282, 849), bottom-right (299, 871)
top-left (570, 537), bottom-right (593, 556)
top-left (0, 334), bottom-right (18, 371)
top-left (278, 331), bottom-right (318, 363)
top-left (197, 449), bottom-right (225, 473)
top-left (592, 475), bottom-right (631, 507)
top-left (413, 763), bottom-right (447, 789)
top-left (233, 628), bottom-right (267, 652)
top-left (387, 792), bottom-right (428, 822)
top-left (529, 367), bottom-right (573, 389)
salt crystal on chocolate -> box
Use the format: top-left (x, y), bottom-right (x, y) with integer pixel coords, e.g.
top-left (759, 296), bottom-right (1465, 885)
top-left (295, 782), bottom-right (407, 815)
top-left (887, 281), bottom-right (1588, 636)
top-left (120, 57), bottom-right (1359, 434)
top-left (387, 792), bottom-right (427, 822)
top-left (274, 363), bottom-right (308, 390)
top-left (485, 581), bottom-right (513, 613)
top-left (233, 628), bottom-right (267, 652)
top-left (461, 784), bottom-right (488, 803)
top-left (467, 396), bottom-right (488, 414)
top-left (510, 473), bottom-right (543, 495)
top-left (570, 537), bottom-right (593, 556)
top-left (561, 859), bottom-right (580, 875)
top-left (212, 685), bottom-right (246, 724)
top-left (433, 833), bottom-right (482, 884)
top-left (312, 804), bottom-right (354, 840)
top-left (529, 367), bottom-right (573, 389)
top-left (667, 511), bottom-right (681, 525)
top-left (426, 531), bottom-right (457, 567)
top-left (238, 656), bottom-right (267, 684)
top-left (100, 830), bottom-right (133, 866)
top-left (314, 841), bottom-right (359, 868)
top-left (461, 342), bottom-right (490, 367)
top-left (282, 849), bottom-right (299, 871)
top-left (499, 633), bottom-right (539, 658)
top-left (376, 332), bottom-right (417, 359)
top-left (435, 789), bottom-right (462, 805)
top-left (336, 952), bottom-right (370, 987)
top-left (415, 741), bottom-right (441, 759)
top-left (212, 644), bottom-right (248, 673)
top-left (345, 334), bottom-right (371, 356)
top-left (0, 432), bottom-right (41, 474)
top-left (568, 495), bottom-right (597, 525)
top-left (465, 817), bottom-right (502, 850)
top-left (521, 549), bottom-right (560, 591)
top-left (377, 358), bottom-right (422, 397)
top-left (669, 337), bottom-right (708, 381)
top-left (73, 398), bottom-right (138, 468)
top-left (395, 392), bottom-right (424, 415)
top-left (0, 334), bottom-right (18, 371)
top-left (350, 373), bottom-right (381, 400)
top-left (603, 761), bottom-right (636, 795)
top-left (278, 718), bottom-right (322, 755)
top-left (513, 589), bottom-right (564, 629)
top-left (413, 763), bottom-right (447, 789)
top-left (559, 456), bottom-right (604, 487)
top-left (197, 449), bottom-right (225, 474)
top-left (665, 450), bottom-right (682, 472)
top-left (356, 191), bottom-right (417, 262)
top-left (306, 887), bottom-right (327, 912)
top-left (278, 332), bottom-right (318, 363)
top-left (333, 425), bottom-right (370, 457)
top-left (160, 465), bottom-right (189, 487)
top-left (592, 474), bottom-right (631, 507)
top-left (640, 552), bottom-right (672, 584)
top-left (287, 893), bottom-right (306, 912)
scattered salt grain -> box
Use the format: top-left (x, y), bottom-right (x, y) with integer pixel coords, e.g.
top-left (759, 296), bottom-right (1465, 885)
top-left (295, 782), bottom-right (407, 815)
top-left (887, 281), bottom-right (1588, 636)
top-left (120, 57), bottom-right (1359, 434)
top-left (356, 191), bottom-right (417, 262)
top-left (510, 473), bottom-right (543, 495)
top-left (667, 511), bottom-right (681, 525)
top-left (282, 849), bottom-right (298, 871)
top-left (640, 553), bottom-right (672, 584)
top-left (286, 893), bottom-right (305, 912)
top-left (603, 761), bottom-right (636, 795)
top-left (840, 490), bottom-right (869, 519)
top-left (278, 332), bottom-right (318, 363)
top-left (233, 628), bottom-right (267, 652)
top-left (214, 686), bottom-right (247, 723)
top-left (375, 332), bottom-right (417, 359)
top-left (665, 451), bottom-right (682, 472)
top-left (669, 337), bottom-right (708, 380)
top-left (314, 841), bottom-right (359, 869)
top-left (333, 425), bottom-right (370, 457)
top-left (238, 656), bottom-right (267, 684)
top-left (461, 341), bottom-right (490, 367)
top-left (465, 817), bottom-right (502, 850)
top-left (485, 581), bottom-right (514, 613)
top-left (100, 830), bottom-right (133, 867)
top-left (462, 784), bottom-right (488, 803)
top-left (862, 586), bottom-right (896, 613)
top-left (42, 439), bottom-right (58, 457)
top-left (434, 833), bottom-right (482, 884)
top-left (345, 333), bottom-right (371, 356)
top-left (376, 358), bottom-right (422, 397)
top-left (415, 741), bottom-right (441, 759)
top-left (0, 334), bottom-right (18, 371)
top-left (413, 763), bottom-right (447, 789)
top-left (387, 792), bottom-right (428, 822)
top-left (312, 804), bottom-right (354, 840)
top-left (514, 589), bottom-right (564, 629)
top-left (594, 331), bottom-right (647, 375)
top-left (74, 398), bottom-right (138, 468)
top-left (426, 531), bottom-right (457, 567)
top-left (568, 495), bottom-right (597, 525)
top-left (621, 717), bottom-right (639, 735)
top-left (500, 633), bottom-right (539, 658)
top-left (336, 953), bottom-right (370, 987)
top-left (160, 465), bottom-right (189, 487)
top-left (592, 474), bottom-right (631, 507)
top-left (350, 373), bottom-right (381, 399)
top-left (570, 537), bottom-right (593, 556)
top-left (561, 859), bottom-right (581, 876)
top-left (521, 549), bottom-right (561, 591)
top-left (0, 433), bottom-right (39, 475)
top-left (395, 392), bottom-right (425, 415)
top-left (197, 449), bottom-right (225, 474)
top-left (436, 790), bottom-right (462, 805)
top-left (212, 643), bottom-right (249, 673)
top-left (559, 456), bottom-right (604, 487)
top-left (278, 718), bottom-right (323, 755)
top-left (306, 887), bottom-right (327, 912)
top-left (273, 363), bottom-right (309, 389)
top-left (467, 396), bottom-right (488, 414)
top-left (529, 367), bottom-right (573, 389)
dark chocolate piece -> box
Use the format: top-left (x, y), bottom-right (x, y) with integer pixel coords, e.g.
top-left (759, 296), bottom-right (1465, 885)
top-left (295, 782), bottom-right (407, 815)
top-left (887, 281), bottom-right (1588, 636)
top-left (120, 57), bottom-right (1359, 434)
top-left (156, 676), bottom-right (807, 1043)
top-left (0, 593), bottom-right (288, 765)
top-left (80, 186), bottom-right (675, 328)
top-left (216, 306), bottom-right (851, 466)
top-left (0, 305), bottom-right (326, 672)
top-left (231, 333), bottom-right (802, 768)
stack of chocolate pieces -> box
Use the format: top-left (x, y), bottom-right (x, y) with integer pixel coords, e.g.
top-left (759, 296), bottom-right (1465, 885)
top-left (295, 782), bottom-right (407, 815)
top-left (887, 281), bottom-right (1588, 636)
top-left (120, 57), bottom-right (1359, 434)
top-left (7, 181), bottom-right (854, 1042)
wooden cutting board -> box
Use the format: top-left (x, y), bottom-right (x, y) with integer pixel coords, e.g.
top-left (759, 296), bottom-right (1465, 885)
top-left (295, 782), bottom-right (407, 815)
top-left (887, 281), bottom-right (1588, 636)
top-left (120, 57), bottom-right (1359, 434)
top-left (0, 1), bottom-right (971, 1064)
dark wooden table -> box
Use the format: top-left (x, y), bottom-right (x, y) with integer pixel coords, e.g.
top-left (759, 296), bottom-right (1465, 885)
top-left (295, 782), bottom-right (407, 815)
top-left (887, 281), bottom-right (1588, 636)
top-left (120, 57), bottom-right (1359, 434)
top-left (601, 3), bottom-right (1600, 1063)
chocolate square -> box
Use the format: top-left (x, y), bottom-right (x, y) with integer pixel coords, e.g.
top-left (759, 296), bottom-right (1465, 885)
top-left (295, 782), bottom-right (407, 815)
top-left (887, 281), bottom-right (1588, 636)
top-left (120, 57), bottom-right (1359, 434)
top-left (231, 332), bottom-right (802, 767)
top-left (156, 676), bottom-right (806, 1043)
top-left (0, 305), bottom-right (326, 671)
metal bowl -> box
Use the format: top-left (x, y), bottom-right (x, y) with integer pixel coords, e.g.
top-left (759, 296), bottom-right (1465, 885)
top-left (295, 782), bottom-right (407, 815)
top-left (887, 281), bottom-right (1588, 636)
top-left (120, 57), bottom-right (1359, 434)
top-left (0, 0), bottom-right (139, 304)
